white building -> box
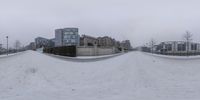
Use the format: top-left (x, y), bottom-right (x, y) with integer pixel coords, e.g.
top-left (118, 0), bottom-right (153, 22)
top-left (155, 41), bottom-right (200, 55)
top-left (35, 37), bottom-right (54, 48)
top-left (55, 28), bottom-right (80, 47)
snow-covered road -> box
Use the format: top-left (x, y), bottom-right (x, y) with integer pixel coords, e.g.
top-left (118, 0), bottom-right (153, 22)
top-left (0, 50), bottom-right (200, 100)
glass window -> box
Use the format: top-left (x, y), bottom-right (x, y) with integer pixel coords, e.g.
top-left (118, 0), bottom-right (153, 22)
top-left (178, 44), bottom-right (186, 51)
top-left (69, 32), bottom-right (74, 34)
top-left (64, 32), bottom-right (70, 35)
top-left (71, 39), bottom-right (75, 43)
top-left (64, 35), bottom-right (71, 39)
top-left (191, 44), bottom-right (197, 50)
top-left (71, 35), bottom-right (76, 39)
top-left (165, 44), bottom-right (172, 51)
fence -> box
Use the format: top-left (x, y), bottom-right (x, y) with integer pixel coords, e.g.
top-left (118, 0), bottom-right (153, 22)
top-left (77, 46), bottom-right (116, 56)
top-left (43, 46), bottom-right (76, 57)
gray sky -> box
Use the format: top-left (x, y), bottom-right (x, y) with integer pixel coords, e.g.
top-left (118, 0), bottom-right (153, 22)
top-left (0, 0), bottom-right (200, 47)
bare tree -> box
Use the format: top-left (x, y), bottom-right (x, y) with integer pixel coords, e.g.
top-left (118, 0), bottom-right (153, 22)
top-left (149, 38), bottom-right (156, 53)
top-left (14, 40), bottom-right (21, 51)
top-left (183, 31), bottom-right (192, 56)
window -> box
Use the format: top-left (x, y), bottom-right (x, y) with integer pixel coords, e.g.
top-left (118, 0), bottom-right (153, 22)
top-left (64, 32), bottom-right (70, 35)
top-left (71, 39), bottom-right (75, 43)
top-left (191, 44), bottom-right (197, 50)
top-left (64, 34), bottom-right (73, 39)
top-left (69, 32), bottom-right (74, 34)
top-left (71, 35), bottom-right (76, 39)
top-left (165, 44), bottom-right (172, 51)
top-left (64, 40), bottom-right (68, 43)
top-left (178, 44), bottom-right (186, 51)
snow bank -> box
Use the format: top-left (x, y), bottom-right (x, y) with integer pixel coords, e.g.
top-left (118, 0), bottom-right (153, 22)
top-left (144, 52), bottom-right (200, 60)
top-left (0, 52), bottom-right (24, 59)
top-left (76, 53), bottom-right (124, 59)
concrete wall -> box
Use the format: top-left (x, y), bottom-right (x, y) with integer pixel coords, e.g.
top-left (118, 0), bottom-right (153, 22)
top-left (77, 46), bottom-right (115, 56)
top-left (97, 47), bottom-right (115, 55)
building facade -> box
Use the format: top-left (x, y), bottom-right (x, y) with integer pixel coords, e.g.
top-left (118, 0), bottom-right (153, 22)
top-left (80, 35), bottom-right (98, 46)
top-left (155, 41), bottom-right (200, 55)
top-left (26, 42), bottom-right (36, 50)
top-left (55, 28), bottom-right (80, 47)
top-left (121, 40), bottom-right (132, 50)
top-left (35, 37), bottom-right (54, 48)
top-left (97, 36), bottom-right (116, 47)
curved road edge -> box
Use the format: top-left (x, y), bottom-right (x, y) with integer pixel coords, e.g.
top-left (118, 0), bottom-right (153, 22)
top-left (142, 51), bottom-right (200, 60)
top-left (0, 51), bottom-right (25, 59)
top-left (44, 52), bottom-right (128, 62)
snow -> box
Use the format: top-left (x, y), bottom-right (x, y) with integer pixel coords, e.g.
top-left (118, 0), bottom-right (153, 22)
top-left (0, 50), bottom-right (200, 100)
top-left (0, 52), bottom-right (23, 58)
top-left (145, 52), bottom-right (200, 60)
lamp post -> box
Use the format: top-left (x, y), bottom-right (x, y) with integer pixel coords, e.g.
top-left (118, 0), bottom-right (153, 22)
top-left (6, 36), bottom-right (8, 55)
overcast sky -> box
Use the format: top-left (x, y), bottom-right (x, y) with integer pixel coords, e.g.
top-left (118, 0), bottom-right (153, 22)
top-left (0, 0), bottom-right (200, 47)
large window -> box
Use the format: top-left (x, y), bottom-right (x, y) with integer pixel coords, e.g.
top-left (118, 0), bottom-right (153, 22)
top-left (64, 32), bottom-right (70, 35)
top-left (64, 34), bottom-right (71, 39)
top-left (71, 39), bottom-right (76, 43)
top-left (165, 44), bottom-right (172, 51)
top-left (178, 44), bottom-right (186, 51)
top-left (71, 35), bottom-right (76, 39)
top-left (191, 44), bottom-right (197, 50)
top-left (69, 32), bottom-right (74, 34)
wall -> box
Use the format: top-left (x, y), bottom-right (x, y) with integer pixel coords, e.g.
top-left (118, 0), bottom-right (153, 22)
top-left (77, 46), bottom-right (115, 56)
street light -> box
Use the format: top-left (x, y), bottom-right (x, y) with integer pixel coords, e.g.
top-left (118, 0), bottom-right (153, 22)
top-left (6, 36), bottom-right (8, 55)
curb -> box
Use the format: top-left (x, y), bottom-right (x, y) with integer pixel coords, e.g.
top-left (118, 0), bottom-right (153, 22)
top-left (45, 53), bottom-right (125, 62)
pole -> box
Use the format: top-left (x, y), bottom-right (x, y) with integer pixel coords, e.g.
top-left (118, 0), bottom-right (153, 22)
top-left (6, 36), bottom-right (8, 55)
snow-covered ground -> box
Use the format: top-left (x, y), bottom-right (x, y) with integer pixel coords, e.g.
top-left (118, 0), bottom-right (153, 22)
top-left (0, 52), bottom-right (24, 58)
top-left (145, 52), bottom-right (200, 59)
top-left (0, 50), bottom-right (200, 100)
